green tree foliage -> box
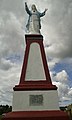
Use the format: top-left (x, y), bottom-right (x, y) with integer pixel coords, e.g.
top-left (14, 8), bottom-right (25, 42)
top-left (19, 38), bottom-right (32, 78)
top-left (0, 105), bottom-right (12, 115)
top-left (67, 104), bottom-right (72, 120)
top-left (60, 104), bottom-right (72, 120)
top-left (0, 104), bottom-right (72, 119)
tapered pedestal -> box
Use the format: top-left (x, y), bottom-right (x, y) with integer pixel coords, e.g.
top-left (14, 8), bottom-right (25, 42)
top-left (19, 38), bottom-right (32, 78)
top-left (12, 35), bottom-right (59, 111)
top-left (2, 35), bottom-right (69, 120)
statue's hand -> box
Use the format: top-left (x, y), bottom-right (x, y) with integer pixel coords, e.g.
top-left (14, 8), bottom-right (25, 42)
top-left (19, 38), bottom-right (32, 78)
top-left (45, 8), bottom-right (48, 12)
top-left (25, 2), bottom-right (27, 5)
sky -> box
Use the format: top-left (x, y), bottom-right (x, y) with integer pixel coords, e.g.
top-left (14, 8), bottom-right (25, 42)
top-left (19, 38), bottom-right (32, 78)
top-left (0, 0), bottom-right (72, 106)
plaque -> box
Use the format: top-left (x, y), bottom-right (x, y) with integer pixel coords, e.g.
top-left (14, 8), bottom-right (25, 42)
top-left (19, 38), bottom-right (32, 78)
top-left (29, 94), bottom-right (43, 106)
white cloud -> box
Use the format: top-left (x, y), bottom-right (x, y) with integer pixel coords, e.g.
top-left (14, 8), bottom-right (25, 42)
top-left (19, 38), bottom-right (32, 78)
top-left (0, 62), bottom-right (21, 105)
top-left (0, 58), bottom-right (13, 70)
top-left (0, 3), bottom-right (24, 105)
top-left (51, 70), bottom-right (72, 106)
top-left (42, 0), bottom-right (72, 59)
top-left (68, 88), bottom-right (72, 97)
top-left (55, 70), bottom-right (68, 83)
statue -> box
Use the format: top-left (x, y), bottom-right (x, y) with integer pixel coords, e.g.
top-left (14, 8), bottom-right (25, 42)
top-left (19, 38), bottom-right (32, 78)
top-left (25, 2), bottom-right (48, 34)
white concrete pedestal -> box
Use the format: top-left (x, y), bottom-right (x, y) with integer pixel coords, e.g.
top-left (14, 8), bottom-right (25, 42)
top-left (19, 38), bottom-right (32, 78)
top-left (12, 90), bottom-right (59, 111)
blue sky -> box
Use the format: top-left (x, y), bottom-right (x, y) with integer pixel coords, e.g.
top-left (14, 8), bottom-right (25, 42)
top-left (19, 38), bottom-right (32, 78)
top-left (0, 0), bottom-right (72, 106)
top-left (53, 59), bottom-right (72, 86)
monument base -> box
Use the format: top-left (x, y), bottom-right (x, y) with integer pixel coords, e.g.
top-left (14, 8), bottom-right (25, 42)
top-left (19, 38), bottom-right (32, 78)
top-left (12, 90), bottom-right (59, 111)
top-left (2, 110), bottom-right (69, 120)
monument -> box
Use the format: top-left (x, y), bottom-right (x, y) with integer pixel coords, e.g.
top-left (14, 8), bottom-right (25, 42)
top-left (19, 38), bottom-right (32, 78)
top-left (2, 2), bottom-right (69, 120)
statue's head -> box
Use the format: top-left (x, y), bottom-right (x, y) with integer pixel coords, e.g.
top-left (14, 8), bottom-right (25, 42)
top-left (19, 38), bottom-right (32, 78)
top-left (31, 4), bottom-right (37, 12)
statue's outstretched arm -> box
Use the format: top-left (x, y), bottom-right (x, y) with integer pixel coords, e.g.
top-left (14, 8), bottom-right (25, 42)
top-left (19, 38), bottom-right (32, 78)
top-left (40, 8), bottom-right (48, 17)
top-left (25, 2), bottom-right (31, 15)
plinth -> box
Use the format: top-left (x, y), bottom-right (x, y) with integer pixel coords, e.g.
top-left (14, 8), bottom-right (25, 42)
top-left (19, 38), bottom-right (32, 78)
top-left (2, 35), bottom-right (69, 120)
